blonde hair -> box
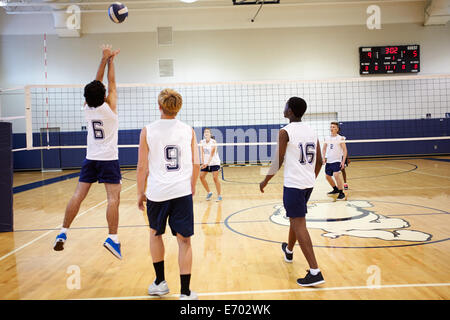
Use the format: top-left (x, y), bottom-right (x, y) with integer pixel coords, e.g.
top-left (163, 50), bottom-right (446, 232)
top-left (158, 88), bottom-right (183, 116)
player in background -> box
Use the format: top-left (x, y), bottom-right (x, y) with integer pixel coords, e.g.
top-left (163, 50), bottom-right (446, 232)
top-left (260, 97), bottom-right (325, 287)
top-left (199, 128), bottom-right (222, 202)
top-left (53, 45), bottom-right (122, 260)
top-left (338, 127), bottom-right (350, 190)
top-left (322, 122), bottom-right (347, 200)
top-left (137, 89), bottom-right (200, 300)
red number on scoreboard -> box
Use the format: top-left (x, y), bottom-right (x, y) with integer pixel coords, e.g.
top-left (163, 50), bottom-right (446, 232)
top-left (375, 65), bottom-right (379, 71)
top-left (414, 64), bottom-right (418, 69)
top-left (402, 64), bottom-right (406, 70)
top-left (365, 66), bottom-right (369, 71)
top-left (413, 50), bottom-right (417, 57)
top-left (385, 47), bottom-right (398, 54)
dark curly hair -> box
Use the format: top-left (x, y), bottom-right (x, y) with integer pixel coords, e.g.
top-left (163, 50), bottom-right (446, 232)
top-left (286, 96), bottom-right (307, 118)
top-left (84, 80), bottom-right (106, 108)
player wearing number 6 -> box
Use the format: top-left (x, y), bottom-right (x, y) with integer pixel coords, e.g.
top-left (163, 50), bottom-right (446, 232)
top-left (259, 97), bottom-right (325, 287)
top-left (136, 89), bottom-right (200, 300)
top-left (53, 45), bottom-right (123, 259)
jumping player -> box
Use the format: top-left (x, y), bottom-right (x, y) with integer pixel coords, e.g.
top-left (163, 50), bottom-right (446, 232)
top-left (136, 88), bottom-right (200, 300)
top-left (199, 128), bottom-right (222, 202)
top-left (322, 122), bottom-right (347, 200)
top-left (260, 97), bottom-right (325, 287)
top-left (53, 45), bottom-right (122, 259)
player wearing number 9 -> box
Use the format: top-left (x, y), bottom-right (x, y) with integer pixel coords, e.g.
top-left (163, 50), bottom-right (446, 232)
top-left (136, 88), bottom-right (200, 300)
top-left (53, 44), bottom-right (123, 260)
top-left (259, 97), bottom-right (325, 287)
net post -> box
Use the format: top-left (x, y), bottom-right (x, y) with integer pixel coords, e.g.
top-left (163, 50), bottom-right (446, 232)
top-left (24, 85), bottom-right (33, 150)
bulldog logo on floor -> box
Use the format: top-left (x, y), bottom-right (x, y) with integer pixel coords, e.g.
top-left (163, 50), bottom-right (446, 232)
top-left (270, 200), bottom-right (432, 242)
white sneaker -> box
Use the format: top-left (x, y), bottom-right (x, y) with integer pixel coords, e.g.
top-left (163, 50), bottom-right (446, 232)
top-left (148, 280), bottom-right (169, 296)
top-left (180, 291), bottom-right (198, 300)
top-left (206, 192), bottom-right (213, 201)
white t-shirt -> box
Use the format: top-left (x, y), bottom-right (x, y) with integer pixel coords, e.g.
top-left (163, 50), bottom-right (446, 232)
top-left (282, 122), bottom-right (318, 190)
top-left (325, 134), bottom-right (345, 163)
top-left (145, 119), bottom-right (193, 202)
top-left (200, 139), bottom-right (221, 166)
top-left (84, 102), bottom-right (118, 161)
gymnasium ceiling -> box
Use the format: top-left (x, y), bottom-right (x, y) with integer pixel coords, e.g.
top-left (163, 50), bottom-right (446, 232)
top-left (0, 0), bottom-right (449, 35)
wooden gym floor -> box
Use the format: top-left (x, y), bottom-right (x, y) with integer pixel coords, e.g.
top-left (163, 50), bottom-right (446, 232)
top-left (0, 156), bottom-right (449, 300)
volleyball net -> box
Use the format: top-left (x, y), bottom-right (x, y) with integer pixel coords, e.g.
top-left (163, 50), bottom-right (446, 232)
top-left (1, 74), bottom-right (449, 170)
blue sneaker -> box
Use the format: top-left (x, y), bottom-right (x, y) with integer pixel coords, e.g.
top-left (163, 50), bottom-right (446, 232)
top-left (206, 192), bottom-right (213, 201)
top-left (53, 232), bottom-right (67, 251)
top-left (216, 195), bottom-right (223, 202)
top-left (103, 237), bottom-right (122, 260)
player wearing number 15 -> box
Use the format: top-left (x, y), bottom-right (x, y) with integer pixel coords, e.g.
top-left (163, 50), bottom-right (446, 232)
top-left (259, 97), bottom-right (325, 287)
top-left (136, 89), bottom-right (200, 300)
top-left (53, 45), bottom-right (123, 260)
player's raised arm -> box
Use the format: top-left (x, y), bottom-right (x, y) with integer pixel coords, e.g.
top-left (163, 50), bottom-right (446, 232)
top-left (105, 48), bottom-right (120, 113)
top-left (259, 129), bottom-right (288, 193)
top-left (95, 44), bottom-right (112, 82)
top-left (137, 127), bottom-right (149, 211)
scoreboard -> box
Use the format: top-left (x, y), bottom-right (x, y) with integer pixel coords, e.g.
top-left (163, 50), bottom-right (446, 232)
top-left (360, 45), bottom-right (420, 75)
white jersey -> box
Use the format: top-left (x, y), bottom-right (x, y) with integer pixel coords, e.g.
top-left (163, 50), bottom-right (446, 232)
top-left (325, 134), bottom-right (345, 163)
top-left (200, 139), bottom-right (221, 166)
top-left (84, 102), bottom-right (119, 161)
top-left (282, 122), bottom-right (318, 189)
top-left (145, 119), bottom-right (193, 202)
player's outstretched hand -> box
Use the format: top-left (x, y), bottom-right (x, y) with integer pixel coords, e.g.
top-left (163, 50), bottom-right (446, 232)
top-left (101, 44), bottom-right (113, 60)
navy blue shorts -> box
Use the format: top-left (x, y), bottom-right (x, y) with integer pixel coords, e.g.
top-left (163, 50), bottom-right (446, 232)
top-left (79, 159), bottom-right (122, 184)
top-left (201, 165), bottom-right (220, 172)
top-left (283, 187), bottom-right (313, 218)
top-left (325, 162), bottom-right (341, 176)
top-left (146, 194), bottom-right (194, 238)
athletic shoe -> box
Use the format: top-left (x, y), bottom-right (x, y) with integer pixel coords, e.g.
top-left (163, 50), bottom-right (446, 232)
top-left (281, 242), bottom-right (293, 263)
top-left (53, 232), bottom-right (67, 251)
top-left (336, 192), bottom-right (346, 201)
top-left (216, 195), bottom-right (223, 202)
top-left (206, 192), bottom-right (213, 201)
top-left (148, 280), bottom-right (169, 296)
top-left (297, 270), bottom-right (325, 287)
top-left (103, 237), bottom-right (122, 260)
top-left (327, 189), bottom-right (340, 197)
top-left (344, 184), bottom-right (348, 190)
top-left (180, 291), bottom-right (198, 300)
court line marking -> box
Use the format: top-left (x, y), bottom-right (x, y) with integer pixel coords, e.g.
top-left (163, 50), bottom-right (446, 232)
top-left (70, 282), bottom-right (450, 300)
top-left (0, 183), bottom-right (137, 263)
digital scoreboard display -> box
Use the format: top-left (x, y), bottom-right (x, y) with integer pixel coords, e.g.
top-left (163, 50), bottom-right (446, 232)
top-left (360, 45), bottom-right (420, 75)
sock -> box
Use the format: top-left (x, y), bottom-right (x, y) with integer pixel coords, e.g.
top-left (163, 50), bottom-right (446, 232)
top-left (108, 234), bottom-right (119, 244)
top-left (180, 274), bottom-right (191, 296)
top-left (333, 186), bottom-right (338, 191)
top-left (60, 227), bottom-right (68, 234)
top-left (310, 268), bottom-right (320, 276)
top-left (153, 261), bottom-right (165, 285)
top-left (285, 247), bottom-right (293, 254)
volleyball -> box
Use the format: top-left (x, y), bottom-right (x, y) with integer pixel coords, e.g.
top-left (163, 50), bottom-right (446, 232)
top-left (108, 2), bottom-right (128, 24)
